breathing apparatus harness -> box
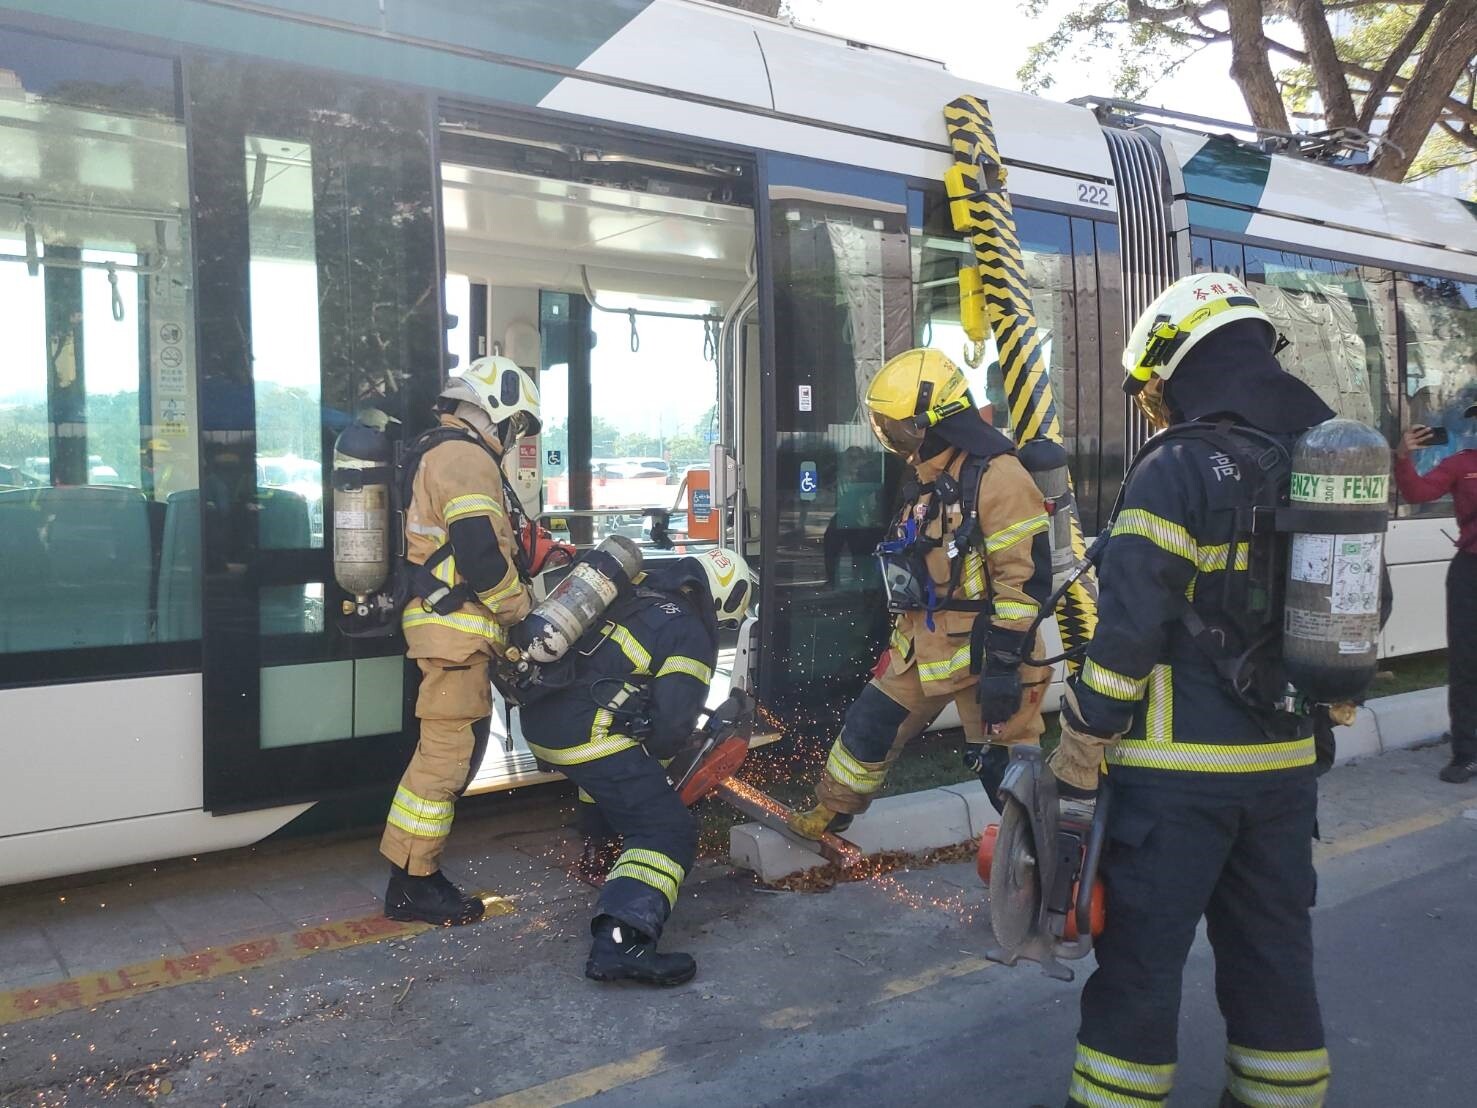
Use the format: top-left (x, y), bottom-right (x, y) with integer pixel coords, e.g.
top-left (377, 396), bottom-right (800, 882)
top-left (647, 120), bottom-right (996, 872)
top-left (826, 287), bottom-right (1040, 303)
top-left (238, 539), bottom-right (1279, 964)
top-left (396, 422), bottom-right (533, 621)
top-left (1018, 418), bottom-right (1378, 730)
top-left (876, 451), bottom-right (998, 630)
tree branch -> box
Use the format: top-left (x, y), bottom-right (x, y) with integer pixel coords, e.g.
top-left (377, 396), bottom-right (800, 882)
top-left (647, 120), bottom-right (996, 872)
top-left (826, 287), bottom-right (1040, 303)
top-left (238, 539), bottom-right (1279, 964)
top-left (1226, 0), bottom-right (1290, 130)
top-left (1293, 0), bottom-right (1358, 129)
top-left (1371, 0), bottom-right (1477, 179)
top-left (1356, 0), bottom-right (1445, 133)
top-left (1438, 120), bottom-right (1477, 153)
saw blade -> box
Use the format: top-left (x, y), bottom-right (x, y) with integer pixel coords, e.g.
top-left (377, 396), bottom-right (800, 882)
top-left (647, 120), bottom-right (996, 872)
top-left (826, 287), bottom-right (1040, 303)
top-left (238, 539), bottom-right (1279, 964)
top-left (989, 797), bottom-right (1041, 954)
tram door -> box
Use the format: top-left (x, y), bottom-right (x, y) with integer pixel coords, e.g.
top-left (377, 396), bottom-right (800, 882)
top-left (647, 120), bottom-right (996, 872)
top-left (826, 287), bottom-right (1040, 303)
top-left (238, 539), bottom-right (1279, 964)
top-left (189, 59), bottom-right (442, 811)
top-left (759, 155), bottom-right (913, 726)
top-left (437, 112), bottom-right (763, 791)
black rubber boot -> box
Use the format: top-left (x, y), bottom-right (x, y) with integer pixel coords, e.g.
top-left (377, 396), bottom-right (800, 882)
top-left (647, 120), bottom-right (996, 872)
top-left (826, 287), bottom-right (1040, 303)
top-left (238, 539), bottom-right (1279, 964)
top-left (585, 918), bottom-right (696, 987)
top-left (1439, 734), bottom-right (1477, 784)
top-left (384, 865), bottom-right (485, 926)
top-left (966, 744), bottom-right (1011, 815)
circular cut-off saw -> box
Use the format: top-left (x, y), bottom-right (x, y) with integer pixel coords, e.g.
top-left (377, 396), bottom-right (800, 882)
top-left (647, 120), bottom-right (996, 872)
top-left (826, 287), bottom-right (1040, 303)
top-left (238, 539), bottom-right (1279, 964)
top-left (977, 744), bottom-right (1108, 981)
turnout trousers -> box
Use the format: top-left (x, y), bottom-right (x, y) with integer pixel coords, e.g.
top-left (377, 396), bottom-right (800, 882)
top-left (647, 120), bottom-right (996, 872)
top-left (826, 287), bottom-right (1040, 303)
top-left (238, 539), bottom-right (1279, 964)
top-left (552, 744), bottom-right (697, 943)
top-left (1447, 551), bottom-right (1477, 756)
top-left (815, 649), bottom-right (1047, 816)
top-left (1067, 773), bottom-right (1328, 1108)
top-left (379, 638), bottom-right (493, 876)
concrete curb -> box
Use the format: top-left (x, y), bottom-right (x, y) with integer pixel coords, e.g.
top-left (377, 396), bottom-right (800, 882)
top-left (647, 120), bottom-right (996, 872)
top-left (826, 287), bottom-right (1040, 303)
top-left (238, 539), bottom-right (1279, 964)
top-left (729, 685), bottom-right (1451, 882)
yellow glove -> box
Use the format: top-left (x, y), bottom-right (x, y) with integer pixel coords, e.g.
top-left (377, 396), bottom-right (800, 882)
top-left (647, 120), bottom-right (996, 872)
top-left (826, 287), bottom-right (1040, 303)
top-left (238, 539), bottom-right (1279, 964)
top-left (1046, 682), bottom-right (1117, 793)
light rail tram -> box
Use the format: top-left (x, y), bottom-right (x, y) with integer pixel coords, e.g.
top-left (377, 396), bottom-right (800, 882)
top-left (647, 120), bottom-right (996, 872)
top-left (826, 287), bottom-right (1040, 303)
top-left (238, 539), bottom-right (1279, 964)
top-left (1, 0), bottom-right (1473, 884)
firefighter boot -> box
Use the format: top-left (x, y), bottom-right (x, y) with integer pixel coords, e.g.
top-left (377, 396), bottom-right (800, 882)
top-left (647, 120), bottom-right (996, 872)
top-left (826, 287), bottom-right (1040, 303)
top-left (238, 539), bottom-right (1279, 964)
top-left (1439, 733), bottom-right (1477, 784)
top-left (788, 802), bottom-right (854, 841)
top-left (585, 917), bottom-right (696, 987)
top-left (384, 865), bottom-right (485, 926)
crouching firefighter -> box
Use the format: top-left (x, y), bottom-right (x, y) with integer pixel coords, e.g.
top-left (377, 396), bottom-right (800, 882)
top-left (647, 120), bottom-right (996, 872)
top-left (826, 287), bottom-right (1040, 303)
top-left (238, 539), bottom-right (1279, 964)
top-left (1049, 272), bottom-right (1377, 1108)
top-left (517, 548), bottom-right (753, 986)
top-left (380, 356), bottom-right (540, 927)
top-left (790, 348), bottom-right (1052, 840)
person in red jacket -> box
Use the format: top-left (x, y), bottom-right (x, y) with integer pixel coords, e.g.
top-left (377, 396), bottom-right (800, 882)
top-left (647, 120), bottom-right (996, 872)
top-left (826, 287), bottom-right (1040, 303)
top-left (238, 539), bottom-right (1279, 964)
top-left (1395, 405), bottom-right (1477, 783)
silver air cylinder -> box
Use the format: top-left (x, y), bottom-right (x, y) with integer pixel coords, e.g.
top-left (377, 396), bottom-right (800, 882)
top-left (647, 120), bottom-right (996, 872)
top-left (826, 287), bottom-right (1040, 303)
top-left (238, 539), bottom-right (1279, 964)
top-left (517, 535), bottom-right (643, 664)
top-left (1017, 439), bottom-right (1088, 595)
top-left (331, 420), bottom-right (392, 599)
top-left (1283, 418), bottom-right (1391, 703)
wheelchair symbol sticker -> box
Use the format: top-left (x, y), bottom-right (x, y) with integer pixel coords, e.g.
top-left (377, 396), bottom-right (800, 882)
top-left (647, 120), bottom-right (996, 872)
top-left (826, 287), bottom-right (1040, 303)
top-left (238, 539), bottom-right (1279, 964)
top-left (799, 460), bottom-right (819, 501)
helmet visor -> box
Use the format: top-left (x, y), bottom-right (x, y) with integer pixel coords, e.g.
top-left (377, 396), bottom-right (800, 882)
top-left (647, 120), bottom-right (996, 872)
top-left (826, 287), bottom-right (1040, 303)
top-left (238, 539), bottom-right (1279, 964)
top-left (867, 410), bottom-right (925, 458)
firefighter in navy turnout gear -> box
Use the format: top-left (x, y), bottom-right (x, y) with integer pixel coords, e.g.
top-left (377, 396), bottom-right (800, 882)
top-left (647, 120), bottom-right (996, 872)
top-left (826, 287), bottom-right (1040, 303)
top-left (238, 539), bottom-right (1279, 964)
top-left (1052, 274), bottom-right (1339, 1108)
top-left (518, 548), bottom-right (752, 987)
top-left (380, 357), bottom-right (540, 927)
top-left (790, 349), bottom-right (1053, 840)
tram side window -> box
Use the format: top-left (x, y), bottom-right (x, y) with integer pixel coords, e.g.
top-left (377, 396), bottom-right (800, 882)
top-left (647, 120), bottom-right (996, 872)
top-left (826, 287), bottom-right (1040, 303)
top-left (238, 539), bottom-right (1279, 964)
top-left (910, 192), bottom-right (1112, 532)
top-left (0, 30), bottom-right (200, 658)
top-left (1396, 274), bottom-right (1477, 518)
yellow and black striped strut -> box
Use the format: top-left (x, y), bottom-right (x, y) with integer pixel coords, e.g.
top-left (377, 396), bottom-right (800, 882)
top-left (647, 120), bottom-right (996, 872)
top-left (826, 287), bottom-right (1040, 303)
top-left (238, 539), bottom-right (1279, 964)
top-left (942, 94), bottom-right (1099, 666)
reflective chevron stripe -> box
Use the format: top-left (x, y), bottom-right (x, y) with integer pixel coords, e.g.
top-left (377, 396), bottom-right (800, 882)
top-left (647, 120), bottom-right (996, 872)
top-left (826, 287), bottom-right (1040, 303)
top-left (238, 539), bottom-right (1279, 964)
top-left (1082, 658), bottom-right (1147, 701)
top-left (917, 644), bottom-right (971, 686)
top-left (402, 606), bottom-right (506, 642)
top-left (1225, 1044), bottom-right (1330, 1107)
top-left (1068, 1042), bottom-right (1174, 1106)
top-left (655, 655), bottom-right (712, 683)
top-left (825, 739), bottom-right (887, 795)
top-left (442, 493), bottom-right (504, 523)
top-left (994, 600), bottom-right (1038, 621)
top-left (1145, 665), bottom-right (1173, 742)
top-left (1112, 508), bottom-right (1198, 564)
top-left (1109, 738), bottom-right (1316, 773)
top-left (985, 512), bottom-right (1048, 554)
top-left (385, 786), bottom-right (454, 840)
top-left (606, 623), bottom-right (652, 674)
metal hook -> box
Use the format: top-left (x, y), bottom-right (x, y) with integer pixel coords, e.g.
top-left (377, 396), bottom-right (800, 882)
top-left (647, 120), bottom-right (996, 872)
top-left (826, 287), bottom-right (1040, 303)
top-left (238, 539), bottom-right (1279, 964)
top-left (106, 262), bottom-right (124, 322)
top-left (628, 308), bottom-right (640, 354)
top-left (964, 337), bottom-right (987, 369)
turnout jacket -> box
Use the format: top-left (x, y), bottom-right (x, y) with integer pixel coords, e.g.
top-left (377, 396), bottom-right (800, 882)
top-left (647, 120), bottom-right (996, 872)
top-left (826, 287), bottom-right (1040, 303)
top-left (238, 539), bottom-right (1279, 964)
top-left (887, 447), bottom-right (1053, 694)
top-left (1071, 427), bottom-right (1317, 781)
top-left (401, 414), bottom-right (532, 658)
top-left (517, 586), bottom-right (718, 767)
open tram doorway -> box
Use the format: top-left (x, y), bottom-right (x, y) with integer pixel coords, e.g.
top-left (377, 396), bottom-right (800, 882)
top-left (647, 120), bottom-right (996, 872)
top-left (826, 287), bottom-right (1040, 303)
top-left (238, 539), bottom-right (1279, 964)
top-left (435, 110), bottom-right (766, 793)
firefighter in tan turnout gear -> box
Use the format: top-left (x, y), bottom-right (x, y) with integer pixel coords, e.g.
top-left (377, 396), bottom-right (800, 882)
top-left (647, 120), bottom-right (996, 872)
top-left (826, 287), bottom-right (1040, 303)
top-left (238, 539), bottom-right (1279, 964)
top-left (380, 356), bottom-right (540, 926)
top-left (791, 349), bottom-right (1053, 840)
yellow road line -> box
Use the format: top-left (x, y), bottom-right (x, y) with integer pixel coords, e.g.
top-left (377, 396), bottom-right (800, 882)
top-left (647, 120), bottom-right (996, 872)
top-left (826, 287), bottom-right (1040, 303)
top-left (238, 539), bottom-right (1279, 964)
top-left (1315, 801), bottom-right (1472, 861)
top-left (872, 955), bottom-right (994, 1003)
top-left (474, 1048), bottom-right (669, 1108)
top-left (0, 893), bottom-right (512, 1029)
top-left (761, 1005), bottom-right (824, 1030)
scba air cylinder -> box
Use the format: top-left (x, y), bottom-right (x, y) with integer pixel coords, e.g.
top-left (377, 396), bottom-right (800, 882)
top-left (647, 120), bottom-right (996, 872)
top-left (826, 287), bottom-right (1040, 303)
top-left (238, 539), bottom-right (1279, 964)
top-left (332, 420), bottom-right (393, 600)
top-left (517, 535), bottom-right (643, 664)
top-left (1283, 418), bottom-right (1391, 703)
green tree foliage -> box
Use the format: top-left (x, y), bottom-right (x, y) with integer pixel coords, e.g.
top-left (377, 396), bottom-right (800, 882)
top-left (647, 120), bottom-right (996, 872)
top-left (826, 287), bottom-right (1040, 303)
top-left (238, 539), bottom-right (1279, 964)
top-left (1019, 1), bottom-right (1477, 190)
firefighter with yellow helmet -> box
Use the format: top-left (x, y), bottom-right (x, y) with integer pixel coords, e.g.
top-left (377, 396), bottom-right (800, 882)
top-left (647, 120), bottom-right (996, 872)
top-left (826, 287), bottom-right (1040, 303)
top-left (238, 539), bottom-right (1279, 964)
top-left (789, 348), bottom-right (1053, 839)
top-left (379, 355), bottom-right (540, 927)
top-left (1051, 274), bottom-right (1339, 1108)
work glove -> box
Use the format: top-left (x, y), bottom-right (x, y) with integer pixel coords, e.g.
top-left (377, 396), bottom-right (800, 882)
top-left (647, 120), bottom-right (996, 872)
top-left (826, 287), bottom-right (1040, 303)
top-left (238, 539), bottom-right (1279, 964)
top-left (1046, 680), bottom-right (1116, 799)
top-left (977, 626), bottom-right (1027, 732)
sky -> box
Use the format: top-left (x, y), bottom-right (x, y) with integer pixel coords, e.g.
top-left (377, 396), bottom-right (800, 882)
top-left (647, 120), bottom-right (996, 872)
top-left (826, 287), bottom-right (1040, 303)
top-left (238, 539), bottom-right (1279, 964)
top-left (784, 0), bottom-right (1258, 127)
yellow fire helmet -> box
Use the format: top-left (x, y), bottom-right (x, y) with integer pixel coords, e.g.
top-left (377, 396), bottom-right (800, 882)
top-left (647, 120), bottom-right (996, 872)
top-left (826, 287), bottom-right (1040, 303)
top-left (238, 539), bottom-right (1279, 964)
top-left (1122, 272), bottom-right (1274, 429)
top-left (441, 355), bottom-right (542, 452)
top-left (694, 547), bottom-right (754, 629)
top-left (864, 348), bottom-right (975, 458)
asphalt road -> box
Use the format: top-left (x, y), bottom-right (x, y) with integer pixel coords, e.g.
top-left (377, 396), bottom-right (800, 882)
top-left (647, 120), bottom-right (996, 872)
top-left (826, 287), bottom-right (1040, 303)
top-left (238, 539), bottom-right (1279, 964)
top-left (2, 745), bottom-right (1473, 1107)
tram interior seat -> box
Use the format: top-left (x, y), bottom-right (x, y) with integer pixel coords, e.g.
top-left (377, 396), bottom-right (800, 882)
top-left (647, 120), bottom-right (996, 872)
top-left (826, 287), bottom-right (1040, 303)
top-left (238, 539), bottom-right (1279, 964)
top-left (157, 487), bottom-right (312, 641)
top-left (0, 485), bottom-right (152, 651)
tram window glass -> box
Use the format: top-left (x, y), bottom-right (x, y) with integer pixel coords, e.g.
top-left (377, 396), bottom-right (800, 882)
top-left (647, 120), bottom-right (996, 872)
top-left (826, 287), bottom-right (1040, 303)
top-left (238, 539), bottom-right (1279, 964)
top-left (1243, 247), bottom-right (1397, 439)
top-left (588, 294), bottom-right (720, 534)
top-left (769, 185), bottom-right (911, 694)
top-left (0, 29), bottom-right (200, 659)
top-left (1396, 274), bottom-right (1477, 518)
top-left (246, 136), bottom-right (324, 557)
top-left (908, 190), bottom-right (1109, 532)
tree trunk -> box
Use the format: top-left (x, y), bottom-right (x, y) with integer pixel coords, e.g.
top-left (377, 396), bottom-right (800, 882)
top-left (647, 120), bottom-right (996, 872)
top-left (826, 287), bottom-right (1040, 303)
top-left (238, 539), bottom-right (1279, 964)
top-left (1292, 0), bottom-right (1358, 130)
top-left (1226, 0), bottom-right (1291, 132)
top-left (1371, 0), bottom-right (1477, 180)
top-left (1356, 0), bottom-right (1445, 134)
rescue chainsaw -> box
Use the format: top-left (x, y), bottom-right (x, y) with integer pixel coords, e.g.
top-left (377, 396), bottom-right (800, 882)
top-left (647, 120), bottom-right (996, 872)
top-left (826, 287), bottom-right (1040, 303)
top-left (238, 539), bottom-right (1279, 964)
top-left (978, 745), bottom-right (1108, 981)
top-left (666, 689), bottom-right (863, 869)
